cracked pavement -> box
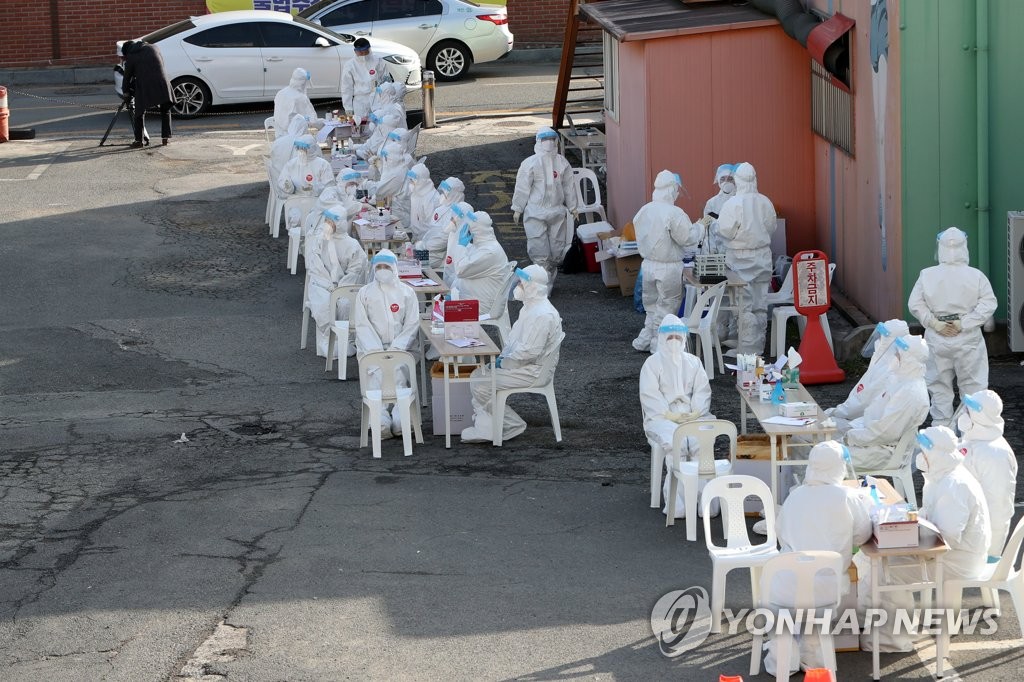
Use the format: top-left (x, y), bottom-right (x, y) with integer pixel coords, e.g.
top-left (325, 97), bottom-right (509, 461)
top-left (2, 113), bottom-right (1023, 681)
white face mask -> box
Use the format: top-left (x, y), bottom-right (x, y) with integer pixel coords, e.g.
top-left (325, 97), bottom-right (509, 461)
top-left (512, 284), bottom-right (525, 301)
top-left (664, 337), bottom-right (685, 356)
top-left (540, 139), bottom-right (556, 153)
top-left (375, 268), bottom-right (395, 284)
top-left (957, 413), bottom-right (974, 435)
top-left (344, 183), bottom-right (357, 196)
top-left (721, 181), bottom-right (736, 194)
top-left (323, 221), bottom-right (336, 238)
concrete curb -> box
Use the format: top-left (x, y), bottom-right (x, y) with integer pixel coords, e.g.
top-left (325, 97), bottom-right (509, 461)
top-left (0, 48), bottom-right (560, 87)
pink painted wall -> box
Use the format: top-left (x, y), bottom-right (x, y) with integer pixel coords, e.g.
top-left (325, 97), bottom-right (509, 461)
top-left (605, 24), bottom-right (817, 254)
top-left (808, 0), bottom-right (904, 320)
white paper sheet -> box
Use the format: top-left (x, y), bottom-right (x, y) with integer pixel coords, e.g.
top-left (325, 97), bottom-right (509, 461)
top-left (761, 416), bottom-right (816, 427)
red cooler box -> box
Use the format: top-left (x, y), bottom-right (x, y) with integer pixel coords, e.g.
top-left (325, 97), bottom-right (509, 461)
top-left (577, 222), bottom-right (611, 274)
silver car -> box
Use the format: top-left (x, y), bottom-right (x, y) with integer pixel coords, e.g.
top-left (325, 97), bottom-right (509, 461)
top-left (300, 0), bottom-right (513, 81)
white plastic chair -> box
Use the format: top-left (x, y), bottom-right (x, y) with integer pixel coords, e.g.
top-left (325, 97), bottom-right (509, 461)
top-left (264, 116), bottom-right (275, 145)
top-left (284, 196), bottom-right (318, 274)
top-left (664, 419), bottom-right (738, 542)
top-left (855, 428), bottom-right (919, 505)
top-left (571, 167), bottom-right (608, 223)
top-left (701, 474), bottom-right (781, 633)
top-left (492, 332), bottom-right (565, 447)
top-left (404, 123), bottom-right (422, 157)
top-left (324, 284), bottom-right (364, 380)
top-left (264, 156), bottom-right (288, 239)
top-left (358, 350), bottom-right (424, 458)
top-left (479, 261), bottom-right (517, 346)
top-left (263, 155), bottom-right (276, 226)
top-left (299, 272), bottom-right (314, 350)
top-left (766, 261), bottom-right (795, 309)
top-left (946, 516), bottom-right (1024, 627)
top-left (769, 263), bottom-right (836, 358)
top-left (681, 280), bottom-right (728, 380)
top-left (749, 551), bottom-right (844, 681)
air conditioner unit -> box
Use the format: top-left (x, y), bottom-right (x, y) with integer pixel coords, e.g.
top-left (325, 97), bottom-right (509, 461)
top-left (1008, 212), bottom-right (1024, 351)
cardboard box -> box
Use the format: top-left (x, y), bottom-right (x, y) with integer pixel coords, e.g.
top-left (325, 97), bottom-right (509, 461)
top-left (398, 259), bottom-right (422, 279)
top-left (356, 221), bottom-right (385, 240)
top-left (594, 226), bottom-right (643, 295)
top-left (430, 362), bottom-right (476, 436)
top-left (733, 434), bottom-right (793, 513)
top-left (873, 519), bottom-right (919, 549)
top-left (781, 401), bottom-right (818, 418)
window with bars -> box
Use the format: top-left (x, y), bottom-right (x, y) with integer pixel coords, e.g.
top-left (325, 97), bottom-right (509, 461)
top-left (811, 60), bottom-right (853, 155)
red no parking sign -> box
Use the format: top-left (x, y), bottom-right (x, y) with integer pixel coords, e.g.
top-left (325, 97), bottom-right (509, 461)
top-left (791, 250), bottom-right (845, 384)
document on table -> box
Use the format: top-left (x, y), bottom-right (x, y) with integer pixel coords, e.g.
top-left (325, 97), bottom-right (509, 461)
top-left (407, 278), bottom-right (437, 287)
top-left (761, 416), bottom-right (817, 427)
top-left (447, 338), bottom-right (485, 348)
top-left (316, 121), bottom-right (351, 143)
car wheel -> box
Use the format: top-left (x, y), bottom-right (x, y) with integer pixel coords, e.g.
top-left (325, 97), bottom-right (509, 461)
top-left (427, 41), bottom-right (472, 81)
top-left (171, 77), bottom-right (210, 118)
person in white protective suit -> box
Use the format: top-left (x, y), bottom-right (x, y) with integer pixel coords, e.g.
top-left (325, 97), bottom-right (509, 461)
top-left (855, 426), bottom-right (991, 652)
top-left (511, 127), bottom-right (578, 288)
top-left (638, 315), bottom-right (715, 518)
top-left (352, 250), bottom-right (421, 438)
top-left (342, 38), bottom-right (393, 124)
top-left (273, 68), bottom-right (323, 137)
top-left (716, 162), bottom-right (777, 354)
top-left (270, 114), bottom-right (312, 184)
top-left (703, 163), bottom-right (738, 255)
top-left (288, 186), bottom-right (344, 260)
top-left (405, 164), bottom-right (441, 243)
top-left (365, 128), bottom-right (413, 205)
top-left (959, 390), bottom-right (1017, 560)
top-left (844, 334), bottom-right (930, 470)
top-left (631, 170), bottom-right (703, 353)
top-left (304, 206), bottom-right (369, 357)
top-left (336, 170), bottom-right (366, 215)
top-left (824, 319), bottom-right (910, 433)
top-left (450, 211), bottom-right (510, 308)
top-left (367, 82), bottom-right (406, 130)
top-left (421, 177), bottom-right (467, 268)
top-left (763, 440), bottom-right (873, 676)
top-left (907, 227), bottom-right (997, 427)
top-left (277, 135), bottom-right (335, 197)
top-left (461, 265), bottom-right (564, 444)
top-left (355, 111), bottom-right (402, 164)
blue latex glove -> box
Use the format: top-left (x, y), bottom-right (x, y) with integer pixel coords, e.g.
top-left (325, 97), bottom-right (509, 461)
top-left (495, 356), bottom-right (503, 369)
top-left (458, 223), bottom-right (472, 246)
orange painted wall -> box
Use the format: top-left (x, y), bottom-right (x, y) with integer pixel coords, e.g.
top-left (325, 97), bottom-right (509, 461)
top-left (606, 24), bottom-right (817, 255)
top-left (809, 0), bottom-right (904, 320)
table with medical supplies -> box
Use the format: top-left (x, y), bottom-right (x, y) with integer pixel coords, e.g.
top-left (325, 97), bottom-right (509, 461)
top-left (356, 219), bottom-right (406, 257)
top-left (737, 383), bottom-right (836, 501)
top-left (418, 320), bottom-right (500, 449)
top-left (402, 267), bottom-right (448, 312)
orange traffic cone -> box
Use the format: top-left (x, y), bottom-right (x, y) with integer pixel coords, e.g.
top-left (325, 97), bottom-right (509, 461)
top-left (718, 676), bottom-right (743, 682)
top-left (803, 669), bottom-right (836, 681)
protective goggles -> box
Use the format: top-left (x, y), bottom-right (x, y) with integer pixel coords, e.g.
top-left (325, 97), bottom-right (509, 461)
top-left (451, 203), bottom-right (465, 218)
top-left (658, 323), bottom-right (689, 334)
top-left (323, 209), bottom-right (342, 221)
top-left (439, 180), bottom-right (452, 192)
top-left (916, 432), bottom-right (934, 450)
top-left (387, 131), bottom-right (401, 141)
top-left (341, 172), bottom-right (361, 182)
top-left (514, 267), bottom-right (531, 281)
top-left (406, 170), bottom-right (418, 179)
top-left (537, 130), bottom-right (558, 141)
top-left (371, 253), bottom-right (397, 266)
top-left (467, 211), bottom-right (479, 221)
top-left (875, 322), bottom-right (891, 337)
top-left (894, 336), bottom-right (909, 351)
top-left (672, 172), bottom-right (682, 186)
top-left (293, 141), bottom-right (311, 150)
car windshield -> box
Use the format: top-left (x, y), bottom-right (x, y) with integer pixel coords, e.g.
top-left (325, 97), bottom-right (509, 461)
top-left (291, 14), bottom-right (353, 43)
top-left (140, 19), bottom-right (196, 44)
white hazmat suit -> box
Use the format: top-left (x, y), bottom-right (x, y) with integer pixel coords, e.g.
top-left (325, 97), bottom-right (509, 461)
top-left (511, 128), bottom-right (578, 286)
top-left (825, 319), bottom-right (910, 433)
top-left (368, 82), bottom-right (406, 130)
top-left (342, 44), bottom-right (393, 124)
top-left (406, 164), bottom-right (442, 243)
top-left (451, 211), bottom-right (510, 311)
top-left (365, 128), bottom-right (412, 203)
top-left (422, 178), bottom-right (466, 269)
top-left (461, 265), bottom-right (564, 444)
top-left (766, 440), bottom-right (873, 676)
top-left (908, 227), bottom-right (997, 426)
top-left (273, 68), bottom-right (321, 137)
top-left (716, 162), bottom-right (777, 354)
top-left (638, 315), bottom-right (715, 518)
top-left (856, 426), bottom-right (990, 652)
top-left (959, 390), bottom-right (1017, 559)
top-left (278, 135), bottom-right (335, 197)
top-left (352, 250), bottom-right (421, 438)
top-left (270, 114), bottom-right (312, 184)
top-left (703, 163), bottom-right (738, 255)
top-left (844, 334), bottom-right (930, 471)
top-left (631, 170), bottom-right (702, 353)
top-left (305, 207), bottom-right (368, 357)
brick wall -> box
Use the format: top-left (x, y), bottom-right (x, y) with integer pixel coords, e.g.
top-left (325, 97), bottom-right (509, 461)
top-left (0, 0), bottom-right (570, 68)
top-left (0, 0), bottom-right (207, 68)
top-left (507, 0), bottom-right (571, 48)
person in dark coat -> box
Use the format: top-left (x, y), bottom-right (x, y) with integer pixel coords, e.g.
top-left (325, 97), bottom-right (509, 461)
top-left (121, 40), bottom-right (174, 147)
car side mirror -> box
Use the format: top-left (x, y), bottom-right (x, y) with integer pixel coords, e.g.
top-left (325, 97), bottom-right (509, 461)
top-left (315, 37), bottom-right (330, 48)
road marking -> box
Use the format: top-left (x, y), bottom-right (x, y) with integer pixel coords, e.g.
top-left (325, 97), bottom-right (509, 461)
top-left (0, 142), bottom-right (69, 181)
top-left (217, 143), bottom-right (263, 156)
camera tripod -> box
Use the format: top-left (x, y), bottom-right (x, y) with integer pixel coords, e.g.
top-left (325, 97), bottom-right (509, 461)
top-left (99, 96), bottom-right (148, 147)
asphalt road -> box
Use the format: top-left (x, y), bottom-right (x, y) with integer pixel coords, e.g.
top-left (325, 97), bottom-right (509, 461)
top-left (2, 62), bottom-right (1023, 681)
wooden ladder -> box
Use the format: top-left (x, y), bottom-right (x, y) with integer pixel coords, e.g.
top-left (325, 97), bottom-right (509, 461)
top-left (552, 0), bottom-right (606, 130)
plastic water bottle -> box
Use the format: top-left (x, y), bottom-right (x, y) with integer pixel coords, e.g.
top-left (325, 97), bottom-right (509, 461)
top-left (869, 484), bottom-right (882, 506)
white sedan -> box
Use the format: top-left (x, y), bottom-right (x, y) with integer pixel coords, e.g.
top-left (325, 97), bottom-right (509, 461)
top-left (300, 0), bottom-right (513, 81)
top-left (117, 10), bottom-right (421, 117)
